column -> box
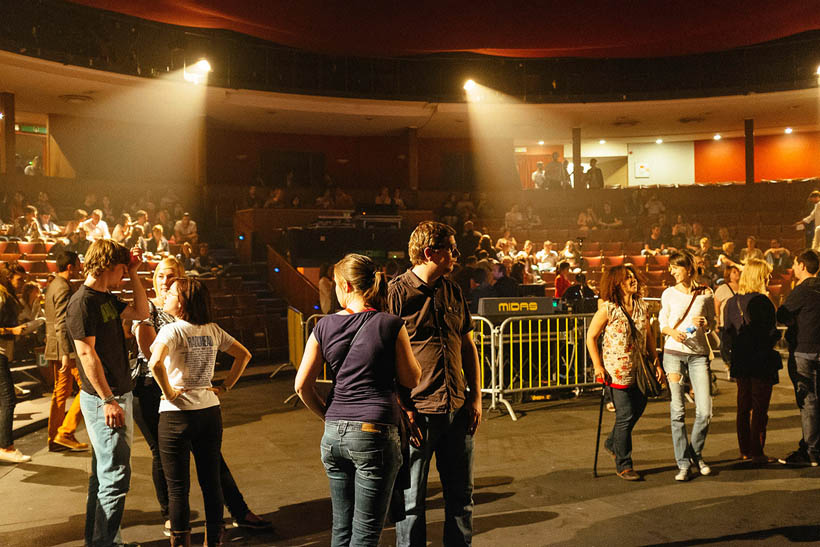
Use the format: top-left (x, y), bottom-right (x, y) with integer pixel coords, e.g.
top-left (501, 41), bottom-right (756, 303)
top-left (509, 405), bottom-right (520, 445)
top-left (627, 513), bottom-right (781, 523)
top-left (744, 118), bottom-right (754, 185)
top-left (0, 92), bottom-right (15, 175)
top-left (572, 127), bottom-right (581, 189)
top-left (407, 126), bottom-right (418, 190)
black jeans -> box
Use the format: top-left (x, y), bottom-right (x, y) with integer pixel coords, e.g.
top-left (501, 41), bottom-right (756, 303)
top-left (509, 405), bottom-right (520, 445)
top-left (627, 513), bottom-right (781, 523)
top-left (134, 378), bottom-right (251, 521)
top-left (0, 354), bottom-right (16, 448)
top-left (605, 385), bottom-right (647, 472)
top-left (159, 406), bottom-right (223, 541)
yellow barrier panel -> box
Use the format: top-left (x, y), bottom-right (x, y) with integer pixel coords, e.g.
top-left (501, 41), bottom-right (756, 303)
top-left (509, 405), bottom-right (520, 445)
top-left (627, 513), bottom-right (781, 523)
top-left (287, 307), bottom-right (304, 369)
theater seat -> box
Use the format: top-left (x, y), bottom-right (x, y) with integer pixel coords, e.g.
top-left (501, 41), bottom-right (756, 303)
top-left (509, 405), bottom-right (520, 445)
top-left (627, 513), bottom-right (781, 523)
top-left (18, 260), bottom-right (49, 274)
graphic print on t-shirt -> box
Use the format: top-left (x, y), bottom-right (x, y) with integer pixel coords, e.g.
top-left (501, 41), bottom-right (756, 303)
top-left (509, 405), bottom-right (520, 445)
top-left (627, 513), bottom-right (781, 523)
top-left (100, 300), bottom-right (120, 323)
top-left (183, 335), bottom-right (216, 388)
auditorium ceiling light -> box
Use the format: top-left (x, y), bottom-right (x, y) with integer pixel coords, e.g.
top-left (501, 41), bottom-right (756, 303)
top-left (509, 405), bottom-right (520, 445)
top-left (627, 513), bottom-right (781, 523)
top-left (538, 140), bottom-right (545, 145)
top-left (785, 127), bottom-right (793, 134)
top-left (713, 134), bottom-right (722, 140)
top-left (184, 59), bottom-right (212, 85)
top-left (463, 79), bottom-right (477, 91)
top-left (0, 112), bottom-right (3, 120)
top-left (599, 139), bottom-right (606, 144)
top-left (655, 138), bottom-right (663, 144)
top-left (816, 64), bottom-right (820, 75)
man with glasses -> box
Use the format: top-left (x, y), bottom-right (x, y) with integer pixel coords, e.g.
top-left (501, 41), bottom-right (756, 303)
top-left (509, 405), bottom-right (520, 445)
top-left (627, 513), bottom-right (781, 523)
top-left (389, 221), bottom-right (482, 547)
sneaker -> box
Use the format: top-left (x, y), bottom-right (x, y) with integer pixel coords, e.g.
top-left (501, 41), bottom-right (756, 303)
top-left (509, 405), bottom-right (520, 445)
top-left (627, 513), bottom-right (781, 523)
top-left (684, 391), bottom-right (695, 404)
top-left (675, 467), bottom-right (690, 482)
top-left (696, 459), bottom-right (711, 476)
top-left (0, 448), bottom-right (31, 463)
top-left (778, 450), bottom-right (819, 467)
top-left (14, 385), bottom-right (30, 397)
top-left (48, 442), bottom-right (70, 452)
top-left (234, 511), bottom-right (273, 529)
top-left (53, 434), bottom-right (89, 452)
top-left (606, 402), bottom-right (616, 412)
top-left (163, 520), bottom-right (171, 537)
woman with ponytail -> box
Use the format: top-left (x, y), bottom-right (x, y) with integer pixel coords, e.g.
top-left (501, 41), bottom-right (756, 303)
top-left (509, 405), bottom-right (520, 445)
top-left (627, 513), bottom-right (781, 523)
top-left (295, 253), bottom-right (421, 546)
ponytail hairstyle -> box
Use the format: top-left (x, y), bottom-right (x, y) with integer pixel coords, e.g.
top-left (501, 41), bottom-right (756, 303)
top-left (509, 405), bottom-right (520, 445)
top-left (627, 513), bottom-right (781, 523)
top-left (333, 253), bottom-right (387, 311)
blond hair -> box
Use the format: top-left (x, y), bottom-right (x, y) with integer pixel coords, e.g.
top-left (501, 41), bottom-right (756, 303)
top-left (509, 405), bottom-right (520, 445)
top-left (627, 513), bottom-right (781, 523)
top-left (152, 256), bottom-right (186, 303)
top-left (738, 258), bottom-right (771, 295)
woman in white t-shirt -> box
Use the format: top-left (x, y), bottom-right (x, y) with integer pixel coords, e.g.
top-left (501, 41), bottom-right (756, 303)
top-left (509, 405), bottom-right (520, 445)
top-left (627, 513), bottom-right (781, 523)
top-left (149, 278), bottom-right (251, 547)
top-left (659, 251), bottom-right (716, 482)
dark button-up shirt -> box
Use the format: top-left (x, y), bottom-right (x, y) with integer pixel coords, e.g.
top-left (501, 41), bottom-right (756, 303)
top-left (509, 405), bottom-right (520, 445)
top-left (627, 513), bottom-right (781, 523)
top-left (388, 269), bottom-right (472, 414)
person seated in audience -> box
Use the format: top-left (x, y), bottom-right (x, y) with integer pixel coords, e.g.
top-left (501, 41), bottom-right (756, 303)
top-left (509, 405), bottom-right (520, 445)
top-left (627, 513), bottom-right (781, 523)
top-left (476, 234), bottom-right (494, 257)
top-left (100, 196), bottom-right (115, 223)
top-left (457, 221), bottom-right (482, 260)
top-left (194, 243), bottom-right (221, 275)
top-left (560, 240), bottom-right (582, 270)
top-left (718, 241), bottom-right (742, 270)
top-left (111, 213), bottom-right (132, 244)
top-left (177, 242), bottom-right (197, 272)
top-left (155, 209), bottom-right (174, 238)
top-left (455, 192), bottom-right (475, 221)
top-left (23, 155), bottom-right (44, 177)
top-left (146, 224), bottom-right (169, 255)
top-left (333, 188), bottom-right (355, 209)
top-left (642, 225), bottom-right (667, 256)
top-left (290, 195), bottom-right (303, 208)
top-left (764, 238), bottom-right (791, 274)
top-left (524, 205), bottom-right (542, 227)
top-left (35, 191), bottom-right (56, 219)
top-left (739, 236), bottom-right (764, 265)
top-left (686, 222), bottom-right (710, 252)
top-left (562, 272), bottom-right (597, 302)
top-left (554, 261), bottom-right (573, 298)
top-left (437, 193), bottom-right (459, 227)
top-left (66, 229), bottom-right (90, 256)
top-left (475, 192), bottom-right (496, 219)
top-left (125, 225), bottom-right (147, 253)
top-left (577, 207), bottom-right (598, 233)
top-left (80, 209), bottom-right (110, 241)
top-left (510, 261), bottom-right (529, 285)
top-left (667, 224), bottom-right (688, 252)
top-left (671, 214), bottom-right (691, 238)
top-left (13, 205), bottom-right (44, 241)
top-left (392, 188), bottom-right (407, 210)
top-left (8, 191), bottom-right (26, 221)
top-left (597, 201), bottom-right (623, 228)
top-left (37, 211), bottom-right (60, 237)
top-left (374, 186), bottom-right (392, 205)
top-left (264, 188), bottom-right (286, 208)
top-left (468, 267), bottom-right (494, 314)
top-left (495, 239), bottom-right (513, 261)
top-left (716, 226), bottom-right (733, 249)
top-left (495, 229), bottom-right (518, 252)
top-left (244, 185), bottom-right (265, 209)
top-left (62, 209), bottom-right (87, 238)
top-left (504, 204), bottom-right (526, 231)
top-left (692, 255), bottom-right (714, 288)
top-left (492, 262), bottom-right (519, 297)
top-left (696, 237), bottom-right (717, 278)
top-left (515, 239), bottom-right (535, 262)
top-left (536, 240), bottom-right (560, 272)
top-left (134, 209), bottom-right (151, 234)
top-left (644, 193), bottom-right (666, 217)
top-left (81, 193), bottom-right (97, 212)
top-left (314, 189), bottom-right (335, 209)
top-left (173, 212), bottom-right (198, 246)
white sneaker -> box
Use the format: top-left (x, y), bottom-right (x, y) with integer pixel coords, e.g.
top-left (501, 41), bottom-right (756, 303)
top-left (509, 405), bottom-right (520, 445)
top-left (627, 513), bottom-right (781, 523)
top-left (697, 459), bottom-right (711, 475)
top-left (675, 467), bottom-right (690, 481)
top-left (0, 448), bottom-right (31, 463)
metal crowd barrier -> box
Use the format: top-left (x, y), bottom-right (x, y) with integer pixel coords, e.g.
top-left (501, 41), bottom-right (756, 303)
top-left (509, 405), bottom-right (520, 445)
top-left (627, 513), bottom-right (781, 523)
top-left (281, 310), bottom-right (599, 420)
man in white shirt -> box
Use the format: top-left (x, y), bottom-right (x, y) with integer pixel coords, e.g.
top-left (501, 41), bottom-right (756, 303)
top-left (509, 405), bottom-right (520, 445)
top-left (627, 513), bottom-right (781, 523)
top-left (797, 190), bottom-right (820, 251)
top-left (81, 209), bottom-right (110, 241)
top-left (531, 162), bottom-right (546, 190)
top-left (173, 212), bottom-right (198, 245)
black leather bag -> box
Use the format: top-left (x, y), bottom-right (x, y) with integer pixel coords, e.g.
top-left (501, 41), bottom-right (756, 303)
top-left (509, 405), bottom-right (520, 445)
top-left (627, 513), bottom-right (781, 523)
top-left (621, 304), bottom-right (664, 398)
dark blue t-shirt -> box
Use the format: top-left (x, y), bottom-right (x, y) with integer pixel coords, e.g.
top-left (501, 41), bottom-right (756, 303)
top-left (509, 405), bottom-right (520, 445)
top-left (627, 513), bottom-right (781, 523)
top-left (313, 311), bottom-right (404, 425)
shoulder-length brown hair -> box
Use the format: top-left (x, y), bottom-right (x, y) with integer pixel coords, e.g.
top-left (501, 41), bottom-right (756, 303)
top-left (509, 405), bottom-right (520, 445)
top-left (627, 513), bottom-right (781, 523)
top-left (174, 277), bottom-right (212, 325)
top-left (599, 264), bottom-right (644, 306)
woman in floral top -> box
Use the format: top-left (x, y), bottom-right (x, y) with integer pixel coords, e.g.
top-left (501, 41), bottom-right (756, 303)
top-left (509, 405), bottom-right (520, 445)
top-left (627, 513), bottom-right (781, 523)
top-left (587, 264), bottom-right (663, 480)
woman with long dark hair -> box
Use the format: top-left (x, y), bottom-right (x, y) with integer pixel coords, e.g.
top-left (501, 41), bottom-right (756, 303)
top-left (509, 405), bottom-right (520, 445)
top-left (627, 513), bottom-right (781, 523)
top-left (659, 251), bottom-right (716, 481)
top-left (587, 265), bottom-right (662, 480)
top-left (295, 253), bottom-right (421, 546)
top-left (722, 258), bottom-right (781, 463)
top-left (0, 263), bottom-right (30, 463)
top-left (148, 277), bottom-right (252, 546)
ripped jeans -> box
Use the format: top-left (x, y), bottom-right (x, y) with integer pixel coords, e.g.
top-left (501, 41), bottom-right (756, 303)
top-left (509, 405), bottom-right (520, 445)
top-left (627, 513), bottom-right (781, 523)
top-left (663, 352), bottom-right (712, 469)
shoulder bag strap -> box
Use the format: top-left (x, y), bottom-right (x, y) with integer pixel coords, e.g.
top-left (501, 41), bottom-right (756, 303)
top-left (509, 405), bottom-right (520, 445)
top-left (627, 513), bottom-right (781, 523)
top-left (672, 286), bottom-right (705, 331)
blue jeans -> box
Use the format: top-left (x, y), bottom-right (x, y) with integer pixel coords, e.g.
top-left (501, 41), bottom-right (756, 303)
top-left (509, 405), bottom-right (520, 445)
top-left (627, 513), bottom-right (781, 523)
top-left (605, 385), bottom-right (647, 472)
top-left (320, 420), bottom-right (401, 547)
top-left (396, 406), bottom-right (474, 547)
top-left (794, 355), bottom-right (820, 462)
top-left (663, 353), bottom-right (712, 469)
top-left (80, 390), bottom-right (133, 547)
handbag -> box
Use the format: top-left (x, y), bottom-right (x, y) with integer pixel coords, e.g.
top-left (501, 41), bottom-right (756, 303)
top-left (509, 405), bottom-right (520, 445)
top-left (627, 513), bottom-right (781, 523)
top-left (621, 303), bottom-right (664, 398)
top-left (667, 286), bottom-right (718, 351)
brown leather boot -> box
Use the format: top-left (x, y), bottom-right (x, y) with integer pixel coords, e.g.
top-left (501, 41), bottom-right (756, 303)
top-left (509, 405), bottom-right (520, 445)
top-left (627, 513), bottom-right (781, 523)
top-left (203, 525), bottom-right (224, 547)
top-left (169, 530), bottom-right (191, 547)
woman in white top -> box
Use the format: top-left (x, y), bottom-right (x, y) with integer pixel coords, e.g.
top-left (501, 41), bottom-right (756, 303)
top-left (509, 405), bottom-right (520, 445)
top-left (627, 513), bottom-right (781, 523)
top-left (149, 278), bottom-right (251, 547)
top-left (659, 251), bottom-right (716, 481)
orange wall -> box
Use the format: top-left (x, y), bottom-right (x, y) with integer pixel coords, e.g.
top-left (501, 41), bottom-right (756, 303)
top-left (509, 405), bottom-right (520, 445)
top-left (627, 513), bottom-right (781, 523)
top-left (695, 131), bottom-right (820, 183)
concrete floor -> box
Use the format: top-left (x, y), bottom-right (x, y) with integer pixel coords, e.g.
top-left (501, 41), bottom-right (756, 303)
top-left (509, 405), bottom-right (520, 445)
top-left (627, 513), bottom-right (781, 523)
top-left (1, 364), bottom-right (818, 547)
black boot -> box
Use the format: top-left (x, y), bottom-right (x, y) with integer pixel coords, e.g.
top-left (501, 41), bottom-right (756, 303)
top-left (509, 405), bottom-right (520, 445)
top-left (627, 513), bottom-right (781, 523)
top-left (203, 525), bottom-right (224, 547)
top-left (169, 530), bottom-right (191, 547)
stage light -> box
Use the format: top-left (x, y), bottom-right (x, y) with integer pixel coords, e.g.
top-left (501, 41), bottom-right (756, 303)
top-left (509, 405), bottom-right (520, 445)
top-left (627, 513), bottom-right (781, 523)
top-left (713, 134), bottom-right (721, 140)
top-left (816, 64), bottom-right (820, 75)
top-left (785, 127), bottom-right (793, 134)
top-left (183, 58), bottom-right (212, 85)
top-left (0, 112), bottom-right (4, 120)
top-left (538, 140), bottom-right (545, 145)
top-left (463, 79), bottom-right (477, 91)
top-left (655, 138), bottom-right (663, 144)
top-left (599, 139), bottom-right (606, 144)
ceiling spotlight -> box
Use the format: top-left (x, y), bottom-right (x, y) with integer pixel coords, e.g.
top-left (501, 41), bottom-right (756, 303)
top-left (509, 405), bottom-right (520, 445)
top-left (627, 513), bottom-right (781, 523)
top-left (785, 127), bottom-right (793, 134)
top-left (463, 79), bottom-right (477, 92)
top-left (713, 134), bottom-right (722, 140)
top-left (538, 140), bottom-right (545, 145)
top-left (599, 139), bottom-right (606, 144)
top-left (816, 65), bottom-right (820, 76)
top-left (655, 138), bottom-right (663, 144)
top-left (184, 58), bottom-right (212, 84)
top-left (0, 112), bottom-right (4, 120)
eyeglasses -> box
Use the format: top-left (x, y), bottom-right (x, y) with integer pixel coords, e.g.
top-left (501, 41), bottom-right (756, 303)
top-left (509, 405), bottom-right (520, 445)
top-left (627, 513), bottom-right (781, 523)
top-left (431, 244), bottom-right (460, 257)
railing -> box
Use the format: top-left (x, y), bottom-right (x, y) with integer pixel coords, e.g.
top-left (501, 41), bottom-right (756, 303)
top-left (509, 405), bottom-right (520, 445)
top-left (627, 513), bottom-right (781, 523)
top-left (266, 245), bottom-right (320, 316)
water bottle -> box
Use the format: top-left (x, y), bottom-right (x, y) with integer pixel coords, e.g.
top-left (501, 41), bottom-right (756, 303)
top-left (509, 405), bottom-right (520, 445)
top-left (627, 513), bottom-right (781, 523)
top-left (685, 325), bottom-right (697, 339)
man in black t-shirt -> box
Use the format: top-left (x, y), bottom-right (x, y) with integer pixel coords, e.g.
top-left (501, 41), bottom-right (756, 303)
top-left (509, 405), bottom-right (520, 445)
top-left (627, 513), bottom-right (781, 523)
top-left (67, 239), bottom-right (149, 547)
top-left (642, 224), bottom-right (667, 256)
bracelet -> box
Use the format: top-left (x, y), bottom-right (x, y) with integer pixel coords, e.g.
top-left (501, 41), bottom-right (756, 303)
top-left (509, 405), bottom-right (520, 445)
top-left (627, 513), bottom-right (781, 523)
top-left (99, 395), bottom-right (116, 407)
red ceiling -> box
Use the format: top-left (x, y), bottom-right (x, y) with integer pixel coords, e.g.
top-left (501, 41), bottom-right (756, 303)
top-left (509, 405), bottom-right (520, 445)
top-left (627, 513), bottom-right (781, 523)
top-left (68, 1), bottom-right (820, 58)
